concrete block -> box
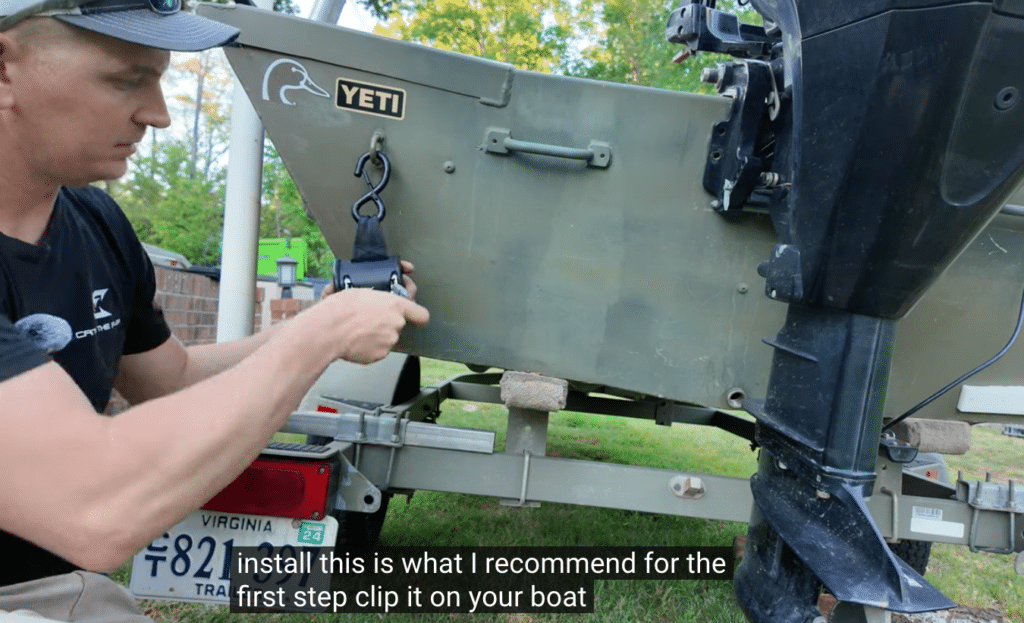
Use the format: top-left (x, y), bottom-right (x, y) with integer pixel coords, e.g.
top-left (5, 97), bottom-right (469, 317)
top-left (499, 371), bottom-right (568, 412)
top-left (890, 418), bottom-right (971, 455)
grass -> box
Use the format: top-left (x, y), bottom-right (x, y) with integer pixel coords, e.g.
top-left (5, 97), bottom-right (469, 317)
top-left (925, 425), bottom-right (1024, 622)
top-left (116, 359), bottom-right (1022, 622)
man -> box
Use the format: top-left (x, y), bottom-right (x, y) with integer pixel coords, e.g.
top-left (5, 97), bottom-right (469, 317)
top-left (0, 0), bottom-right (430, 620)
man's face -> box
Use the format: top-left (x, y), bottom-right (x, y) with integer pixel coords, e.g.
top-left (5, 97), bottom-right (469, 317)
top-left (1, 20), bottom-right (171, 186)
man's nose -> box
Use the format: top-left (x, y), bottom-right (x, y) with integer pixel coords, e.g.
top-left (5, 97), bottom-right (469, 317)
top-left (133, 85), bottom-right (171, 130)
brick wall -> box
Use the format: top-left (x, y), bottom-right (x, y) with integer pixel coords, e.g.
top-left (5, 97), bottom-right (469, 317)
top-left (254, 286), bottom-right (264, 334)
top-left (154, 266), bottom-right (219, 346)
top-left (269, 297), bottom-right (316, 325)
top-left (150, 268), bottom-right (318, 345)
top-left (105, 266), bottom-right (221, 414)
top-left (105, 268), bottom-right (317, 415)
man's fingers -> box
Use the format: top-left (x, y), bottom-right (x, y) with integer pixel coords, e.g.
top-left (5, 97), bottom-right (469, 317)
top-left (400, 299), bottom-right (430, 328)
top-left (400, 260), bottom-right (415, 274)
top-left (402, 275), bottom-right (418, 300)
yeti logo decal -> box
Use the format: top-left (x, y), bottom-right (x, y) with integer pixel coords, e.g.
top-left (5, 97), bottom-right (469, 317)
top-left (15, 314), bottom-right (72, 354)
top-left (92, 288), bottom-right (112, 320)
top-left (335, 77), bottom-right (406, 120)
top-left (261, 59), bottom-right (330, 106)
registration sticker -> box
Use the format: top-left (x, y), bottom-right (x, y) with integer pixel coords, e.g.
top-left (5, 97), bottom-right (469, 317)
top-left (129, 510), bottom-right (338, 604)
top-left (909, 505), bottom-right (964, 539)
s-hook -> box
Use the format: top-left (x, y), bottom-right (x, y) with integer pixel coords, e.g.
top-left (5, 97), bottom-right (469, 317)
top-left (351, 151), bottom-right (391, 221)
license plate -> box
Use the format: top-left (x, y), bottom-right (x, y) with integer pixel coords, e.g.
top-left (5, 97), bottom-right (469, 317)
top-left (129, 510), bottom-right (338, 604)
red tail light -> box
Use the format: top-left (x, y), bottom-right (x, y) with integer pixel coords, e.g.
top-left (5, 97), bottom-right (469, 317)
top-left (203, 457), bottom-right (332, 519)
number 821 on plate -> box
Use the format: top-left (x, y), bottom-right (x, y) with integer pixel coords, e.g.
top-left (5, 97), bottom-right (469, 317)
top-left (129, 510), bottom-right (338, 604)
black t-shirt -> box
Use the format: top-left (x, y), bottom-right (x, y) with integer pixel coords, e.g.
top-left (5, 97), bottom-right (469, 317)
top-left (0, 186), bottom-right (172, 586)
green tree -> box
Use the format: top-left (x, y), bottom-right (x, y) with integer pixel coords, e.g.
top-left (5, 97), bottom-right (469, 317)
top-left (113, 0), bottom-right (317, 271)
top-left (375, 0), bottom-right (761, 93)
top-left (570, 0), bottom-right (702, 91)
top-left (260, 144), bottom-right (334, 278)
top-left (376, 0), bottom-right (587, 73)
top-left (569, 0), bottom-right (762, 93)
top-left (112, 49), bottom-right (234, 267)
top-left (117, 140), bottom-right (226, 267)
top-left (116, 141), bottom-right (335, 278)
top-left (171, 51), bottom-right (234, 180)
top-left (272, 0), bottom-right (299, 14)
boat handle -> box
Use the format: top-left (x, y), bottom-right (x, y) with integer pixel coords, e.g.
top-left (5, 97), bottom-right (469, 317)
top-left (483, 127), bottom-right (611, 168)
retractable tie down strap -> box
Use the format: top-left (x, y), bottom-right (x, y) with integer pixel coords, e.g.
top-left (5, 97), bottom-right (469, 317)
top-left (332, 151), bottom-right (407, 297)
top-left (333, 215), bottom-right (407, 297)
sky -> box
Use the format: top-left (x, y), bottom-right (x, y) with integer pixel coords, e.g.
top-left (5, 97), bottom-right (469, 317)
top-left (293, 0), bottom-right (378, 31)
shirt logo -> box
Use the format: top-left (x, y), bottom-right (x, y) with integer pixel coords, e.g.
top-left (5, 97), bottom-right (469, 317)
top-left (75, 288), bottom-right (121, 340)
top-left (92, 288), bottom-right (113, 320)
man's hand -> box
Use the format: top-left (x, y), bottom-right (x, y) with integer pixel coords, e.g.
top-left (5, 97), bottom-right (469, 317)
top-left (314, 259), bottom-right (426, 363)
top-left (302, 258), bottom-right (428, 366)
top-left (317, 287), bottom-right (429, 364)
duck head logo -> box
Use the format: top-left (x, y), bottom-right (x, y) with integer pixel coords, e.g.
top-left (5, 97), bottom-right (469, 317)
top-left (261, 58), bottom-right (330, 106)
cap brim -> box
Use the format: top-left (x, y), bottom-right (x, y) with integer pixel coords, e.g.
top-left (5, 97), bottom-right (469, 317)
top-left (54, 9), bottom-right (239, 51)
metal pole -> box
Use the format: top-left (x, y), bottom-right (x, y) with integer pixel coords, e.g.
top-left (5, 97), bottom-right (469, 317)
top-left (309, 0), bottom-right (346, 24)
top-left (215, 0), bottom-right (275, 342)
top-left (216, 0), bottom-right (347, 343)
top-left (216, 79), bottom-right (264, 342)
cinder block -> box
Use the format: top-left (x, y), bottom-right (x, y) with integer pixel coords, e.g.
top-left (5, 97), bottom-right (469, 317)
top-left (499, 371), bottom-right (568, 412)
top-left (890, 417), bottom-right (971, 455)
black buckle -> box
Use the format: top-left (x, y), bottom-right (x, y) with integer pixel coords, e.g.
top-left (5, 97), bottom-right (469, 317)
top-left (333, 257), bottom-right (406, 297)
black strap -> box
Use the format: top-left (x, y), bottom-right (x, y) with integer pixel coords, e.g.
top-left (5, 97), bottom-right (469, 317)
top-left (352, 215), bottom-right (390, 262)
top-left (333, 216), bottom-right (403, 293)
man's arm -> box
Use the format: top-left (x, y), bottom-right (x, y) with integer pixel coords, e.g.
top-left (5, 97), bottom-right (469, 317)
top-left (113, 324), bottom-right (278, 404)
top-left (0, 288), bottom-right (427, 573)
top-left (116, 262), bottom-right (419, 404)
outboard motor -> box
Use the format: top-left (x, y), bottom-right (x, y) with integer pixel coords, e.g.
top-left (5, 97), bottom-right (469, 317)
top-left (667, 0), bottom-right (1024, 620)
